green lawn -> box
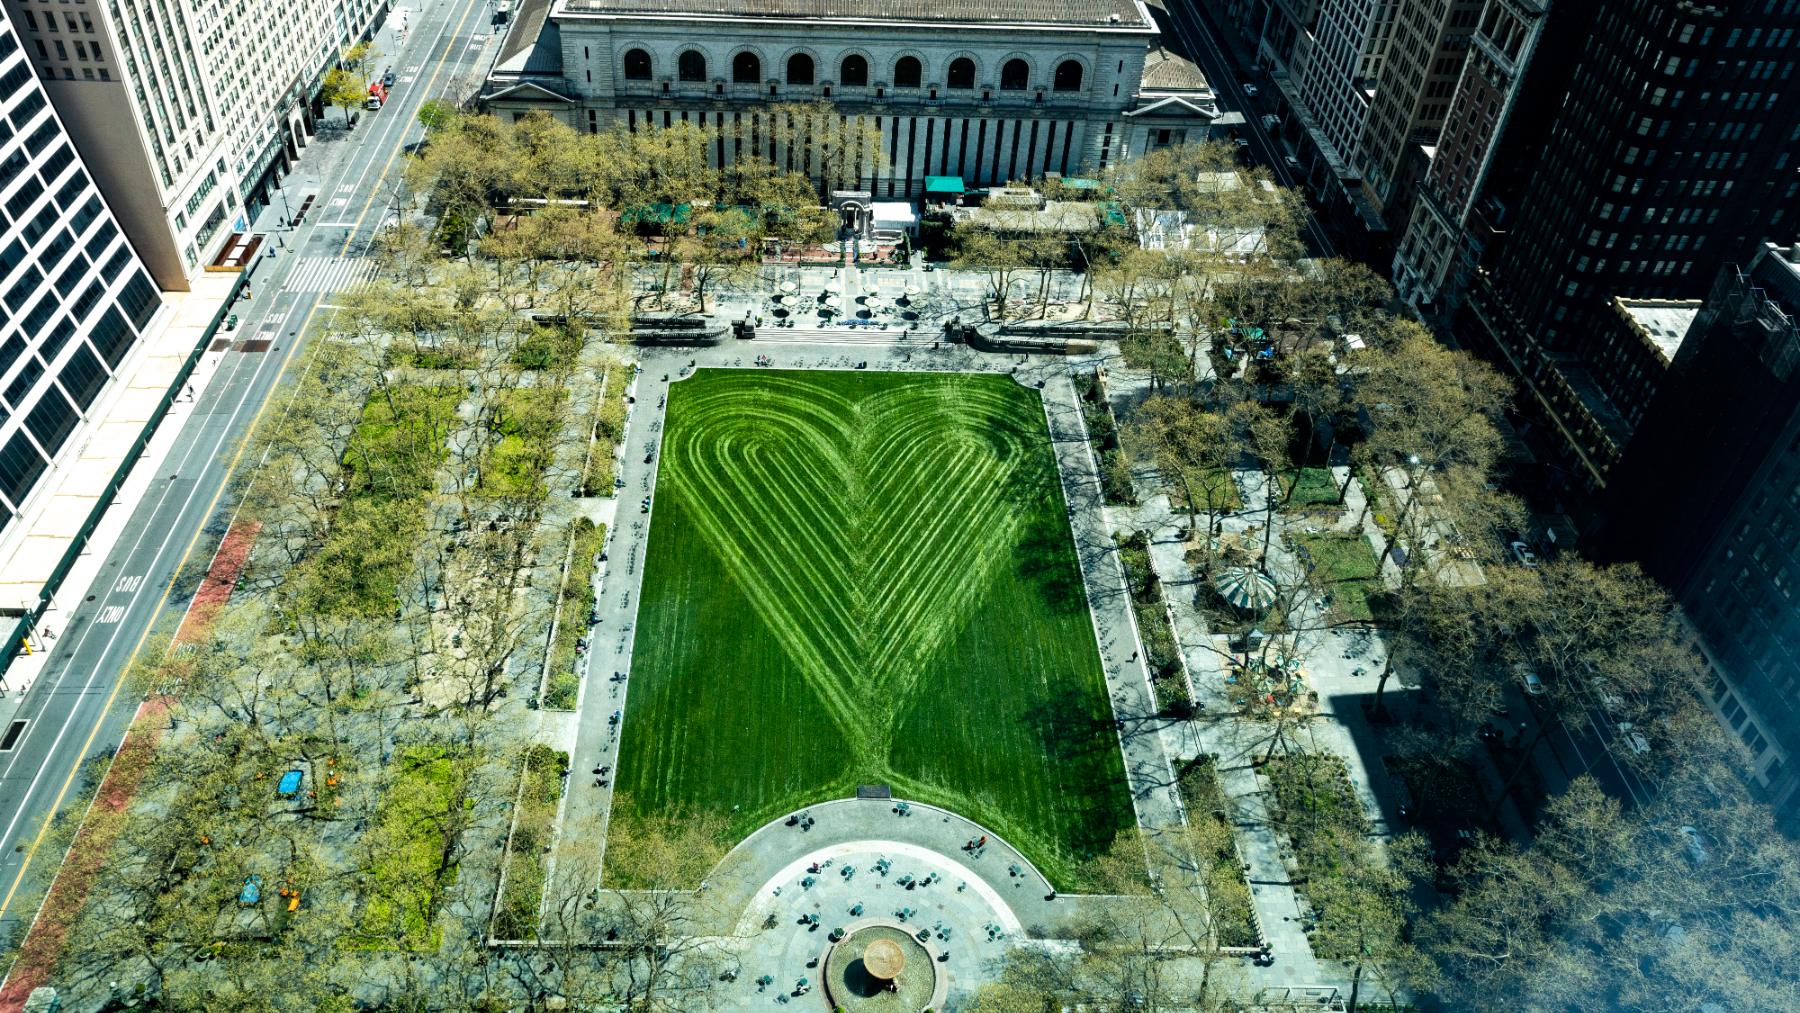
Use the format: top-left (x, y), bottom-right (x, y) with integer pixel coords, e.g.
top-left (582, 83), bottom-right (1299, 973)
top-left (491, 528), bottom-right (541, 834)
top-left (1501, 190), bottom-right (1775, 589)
top-left (1167, 464), bottom-right (1242, 514)
top-left (305, 385), bottom-right (460, 617)
top-left (479, 386), bottom-right (563, 498)
top-left (1290, 531), bottom-right (1383, 623)
top-left (620, 370), bottom-right (1133, 889)
top-left (352, 744), bottom-right (464, 949)
top-left (1280, 466), bottom-right (1341, 509)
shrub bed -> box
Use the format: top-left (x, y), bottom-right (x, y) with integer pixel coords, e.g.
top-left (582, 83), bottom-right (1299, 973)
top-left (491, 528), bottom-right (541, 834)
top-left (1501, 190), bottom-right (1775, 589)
top-left (1116, 531), bottom-right (1192, 715)
top-left (1075, 371), bottom-right (1136, 506)
top-left (480, 386), bottom-right (565, 498)
top-left (578, 365), bottom-right (631, 497)
top-left (1264, 751), bottom-right (1369, 886)
top-left (493, 744), bottom-right (568, 939)
top-left (543, 518), bottom-right (605, 710)
top-left (353, 743), bottom-right (468, 949)
top-left (1176, 757), bottom-right (1259, 948)
top-left (305, 385), bottom-right (460, 617)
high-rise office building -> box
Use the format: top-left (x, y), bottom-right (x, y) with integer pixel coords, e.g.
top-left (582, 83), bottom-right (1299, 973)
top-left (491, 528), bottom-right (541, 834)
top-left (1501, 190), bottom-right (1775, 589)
top-left (1354, 0), bottom-right (1482, 229)
top-left (1287, 0), bottom-right (1394, 173)
top-left (1605, 243), bottom-right (1800, 822)
top-left (1481, 1), bottom-right (1800, 360)
top-left (1391, 0), bottom-right (1566, 309)
top-left (0, 0), bottom-right (388, 289)
top-left (1402, 0), bottom-right (1800, 497)
top-left (1219, 0), bottom-right (1319, 70)
top-left (0, 4), bottom-right (164, 540)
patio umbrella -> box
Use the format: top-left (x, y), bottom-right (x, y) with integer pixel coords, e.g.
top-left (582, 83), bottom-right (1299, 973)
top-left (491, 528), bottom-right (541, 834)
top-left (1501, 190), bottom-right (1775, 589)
top-left (779, 281), bottom-right (798, 293)
top-left (1214, 567), bottom-right (1278, 612)
top-left (824, 295), bottom-right (841, 308)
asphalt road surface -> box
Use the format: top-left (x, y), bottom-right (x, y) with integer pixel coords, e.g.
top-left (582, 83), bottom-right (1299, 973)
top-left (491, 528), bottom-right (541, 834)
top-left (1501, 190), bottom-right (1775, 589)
top-left (1158, 0), bottom-right (1339, 259)
top-left (0, 0), bottom-right (495, 940)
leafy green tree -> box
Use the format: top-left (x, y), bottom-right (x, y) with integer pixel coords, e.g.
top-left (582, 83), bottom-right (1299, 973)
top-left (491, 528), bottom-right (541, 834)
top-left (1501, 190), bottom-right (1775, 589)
top-left (415, 97), bottom-right (458, 133)
top-left (322, 67), bottom-right (365, 125)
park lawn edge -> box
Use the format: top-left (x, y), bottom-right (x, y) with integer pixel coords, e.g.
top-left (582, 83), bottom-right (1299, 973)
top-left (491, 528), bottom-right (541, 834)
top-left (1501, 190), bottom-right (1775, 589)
top-left (619, 369), bottom-right (1134, 892)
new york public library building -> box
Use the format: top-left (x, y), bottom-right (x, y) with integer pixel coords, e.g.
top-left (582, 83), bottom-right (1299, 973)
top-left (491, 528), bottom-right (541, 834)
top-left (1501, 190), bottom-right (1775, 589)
top-left (481, 0), bottom-right (1238, 198)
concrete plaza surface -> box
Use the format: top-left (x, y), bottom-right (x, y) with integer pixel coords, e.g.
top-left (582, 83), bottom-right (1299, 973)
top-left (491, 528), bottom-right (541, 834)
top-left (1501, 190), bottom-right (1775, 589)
top-left (533, 332), bottom-right (1362, 1005)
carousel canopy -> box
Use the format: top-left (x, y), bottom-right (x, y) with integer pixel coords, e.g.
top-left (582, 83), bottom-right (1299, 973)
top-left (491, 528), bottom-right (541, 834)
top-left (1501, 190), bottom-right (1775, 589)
top-left (1214, 567), bottom-right (1277, 611)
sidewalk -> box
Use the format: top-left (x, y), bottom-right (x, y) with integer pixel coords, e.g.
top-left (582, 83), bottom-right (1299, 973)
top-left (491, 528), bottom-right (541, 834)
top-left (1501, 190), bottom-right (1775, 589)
top-left (0, 272), bottom-right (244, 705)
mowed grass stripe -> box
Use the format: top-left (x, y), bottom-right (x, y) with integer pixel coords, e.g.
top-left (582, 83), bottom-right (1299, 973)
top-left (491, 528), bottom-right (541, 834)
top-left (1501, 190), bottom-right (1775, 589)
top-left (668, 402), bottom-right (876, 747)
top-left (621, 370), bottom-right (1131, 889)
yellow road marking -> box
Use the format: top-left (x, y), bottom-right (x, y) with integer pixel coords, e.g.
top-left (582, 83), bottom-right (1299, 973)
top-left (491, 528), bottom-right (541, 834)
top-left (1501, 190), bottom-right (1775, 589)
top-left (0, 0), bottom-right (485, 927)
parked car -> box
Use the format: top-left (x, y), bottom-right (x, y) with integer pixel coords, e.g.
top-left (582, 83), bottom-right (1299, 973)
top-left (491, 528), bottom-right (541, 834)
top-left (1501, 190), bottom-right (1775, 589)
top-left (1261, 113), bottom-right (1281, 133)
top-left (1520, 671), bottom-right (1547, 696)
top-left (1509, 540), bottom-right (1540, 567)
top-left (1241, 82), bottom-right (1259, 98)
top-left (382, 68), bottom-right (396, 88)
top-left (1283, 154), bottom-right (1303, 172)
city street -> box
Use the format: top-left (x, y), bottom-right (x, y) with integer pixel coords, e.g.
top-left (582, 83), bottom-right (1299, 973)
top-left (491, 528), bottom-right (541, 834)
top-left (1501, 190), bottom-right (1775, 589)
top-left (1157, 0), bottom-right (1338, 259)
top-left (0, 0), bottom-right (498, 939)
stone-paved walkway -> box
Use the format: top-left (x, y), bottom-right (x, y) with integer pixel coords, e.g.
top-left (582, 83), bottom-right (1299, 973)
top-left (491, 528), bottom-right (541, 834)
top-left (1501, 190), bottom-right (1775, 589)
top-left (538, 345), bottom-right (1380, 1002)
top-left (1038, 372), bottom-right (1192, 872)
top-left (703, 799), bottom-right (1071, 1009)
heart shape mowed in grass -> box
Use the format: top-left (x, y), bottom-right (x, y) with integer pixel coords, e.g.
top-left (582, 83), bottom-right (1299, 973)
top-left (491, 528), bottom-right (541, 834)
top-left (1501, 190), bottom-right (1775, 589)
top-left (661, 372), bottom-right (1039, 761)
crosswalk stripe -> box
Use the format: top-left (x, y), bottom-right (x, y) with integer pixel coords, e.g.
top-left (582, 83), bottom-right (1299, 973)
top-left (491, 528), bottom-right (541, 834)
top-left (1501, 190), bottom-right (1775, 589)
top-left (281, 256), bottom-right (377, 293)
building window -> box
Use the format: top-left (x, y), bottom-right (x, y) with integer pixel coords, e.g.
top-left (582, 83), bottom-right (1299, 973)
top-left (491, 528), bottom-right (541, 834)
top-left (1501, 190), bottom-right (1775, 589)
top-left (947, 57), bottom-right (975, 90)
top-left (787, 53), bottom-right (813, 86)
top-left (1053, 60), bottom-right (1082, 91)
top-left (1000, 58), bottom-right (1029, 91)
top-left (678, 50), bottom-right (706, 82)
top-left (622, 48), bottom-right (652, 81)
top-left (840, 54), bottom-right (868, 87)
top-left (894, 56), bottom-right (922, 88)
top-left (732, 52), bottom-right (760, 83)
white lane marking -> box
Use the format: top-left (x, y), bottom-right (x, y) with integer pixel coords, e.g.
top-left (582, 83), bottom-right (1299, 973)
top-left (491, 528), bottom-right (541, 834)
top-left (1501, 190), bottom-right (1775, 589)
top-left (0, 0), bottom-right (491, 865)
top-left (0, 291), bottom-right (314, 845)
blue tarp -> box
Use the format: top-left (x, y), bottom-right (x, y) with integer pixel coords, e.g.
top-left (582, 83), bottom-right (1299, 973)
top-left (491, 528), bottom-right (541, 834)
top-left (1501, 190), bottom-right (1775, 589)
top-left (277, 769), bottom-right (303, 796)
top-left (239, 874), bottom-right (262, 905)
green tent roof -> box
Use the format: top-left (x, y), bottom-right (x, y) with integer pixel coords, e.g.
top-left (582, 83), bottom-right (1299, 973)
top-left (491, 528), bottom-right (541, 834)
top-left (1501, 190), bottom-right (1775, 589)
top-left (1059, 177), bottom-right (1102, 190)
top-left (622, 202), bottom-right (692, 226)
top-left (924, 175), bottom-right (965, 194)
